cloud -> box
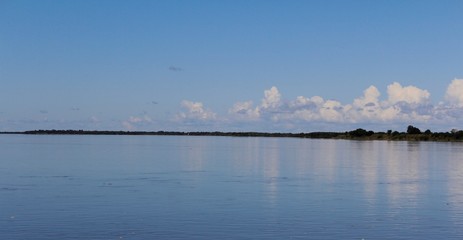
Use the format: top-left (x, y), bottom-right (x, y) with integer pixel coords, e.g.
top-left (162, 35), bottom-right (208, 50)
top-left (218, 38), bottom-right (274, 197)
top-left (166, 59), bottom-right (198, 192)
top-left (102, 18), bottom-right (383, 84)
top-left (322, 100), bottom-right (346, 121)
top-left (229, 101), bottom-right (260, 121)
top-left (289, 96), bottom-right (322, 109)
top-left (122, 115), bottom-right (154, 130)
top-left (386, 82), bottom-right (430, 105)
top-left (172, 80), bottom-right (463, 132)
top-left (347, 85), bottom-right (383, 121)
top-left (128, 116), bottom-right (153, 123)
top-left (445, 79), bottom-right (463, 107)
top-left (261, 86), bottom-right (281, 109)
top-left (228, 80), bottom-right (463, 128)
top-left (168, 66), bottom-right (183, 72)
top-left (338, 83), bottom-right (436, 123)
top-left (353, 85), bottom-right (381, 108)
top-left (6, 80), bottom-right (462, 132)
top-left (177, 100), bottom-right (216, 121)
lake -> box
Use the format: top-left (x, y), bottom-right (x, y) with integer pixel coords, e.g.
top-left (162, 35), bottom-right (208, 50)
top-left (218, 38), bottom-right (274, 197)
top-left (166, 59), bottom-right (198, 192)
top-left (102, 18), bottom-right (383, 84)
top-left (1, 135), bottom-right (463, 239)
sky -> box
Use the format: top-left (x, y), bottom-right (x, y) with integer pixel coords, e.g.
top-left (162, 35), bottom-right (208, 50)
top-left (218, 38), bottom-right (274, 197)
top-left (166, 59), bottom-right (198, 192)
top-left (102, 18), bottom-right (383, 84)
top-left (1, 0), bottom-right (463, 132)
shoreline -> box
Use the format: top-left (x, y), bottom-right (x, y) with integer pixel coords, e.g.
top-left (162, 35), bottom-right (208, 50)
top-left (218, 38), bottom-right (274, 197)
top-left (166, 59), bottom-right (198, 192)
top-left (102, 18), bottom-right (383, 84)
top-left (0, 129), bottom-right (462, 142)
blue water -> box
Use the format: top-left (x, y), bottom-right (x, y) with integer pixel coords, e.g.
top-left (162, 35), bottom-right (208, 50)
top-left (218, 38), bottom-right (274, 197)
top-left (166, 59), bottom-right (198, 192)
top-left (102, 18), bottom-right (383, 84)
top-left (1, 135), bottom-right (463, 239)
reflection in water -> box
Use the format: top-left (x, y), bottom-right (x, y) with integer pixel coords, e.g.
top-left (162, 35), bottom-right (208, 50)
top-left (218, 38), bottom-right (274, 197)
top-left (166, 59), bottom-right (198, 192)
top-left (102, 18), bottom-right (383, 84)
top-left (137, 137), bottom-right (463, 239)
top-left (230, 137), bottom-right (259, 175)
top-left (384, 142), bottom-right (423, 207)
top-left (262, 139), bottom-right (280, 204)
top-left (447, 144), bottom-right (463, 231)
top-left (317, 140), bottom-right (338, 184)
top-left (358, 141), bottom-right (379, 204)
top-left (180, 137), bottom-right (207, 172)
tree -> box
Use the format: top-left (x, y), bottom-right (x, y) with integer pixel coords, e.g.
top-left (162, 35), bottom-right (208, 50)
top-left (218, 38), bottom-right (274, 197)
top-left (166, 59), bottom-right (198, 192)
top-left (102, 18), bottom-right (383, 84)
top-left (455, 131), bottom-right (463, 140)
top-left (349, 128), bottom-right (374, 137)
top-left (407, 125), bottom-right (421, 134)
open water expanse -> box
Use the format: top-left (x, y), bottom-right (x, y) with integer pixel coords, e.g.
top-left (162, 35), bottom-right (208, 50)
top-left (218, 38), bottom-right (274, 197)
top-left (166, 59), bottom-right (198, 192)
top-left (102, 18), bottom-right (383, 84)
top-left (1, 134), bottom-right (463, 239)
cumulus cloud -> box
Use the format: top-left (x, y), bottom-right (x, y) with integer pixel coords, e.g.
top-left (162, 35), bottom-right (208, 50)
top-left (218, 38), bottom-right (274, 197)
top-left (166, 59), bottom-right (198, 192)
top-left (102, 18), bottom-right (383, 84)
top-left (273, 96), bottom-right (319, 122)
top-left (445, 79), bottom-right (463, 107)
top-left (387, 82), bottom-right (430, 105)
top-left (261, 86), bottom-right (281, 109)
top-left (229, 101), bottom-right (260, 120)
top-left (177, 80), bottom-right (463, 131)
top-left (347, 85), bottom-right (383, 121)
top-left (177, 100), bottom-right (216, 121)
top-left (229, 86), bottom-right (287, 121)
top-left (353, 85), bottom-right (381, 108)
top-left (289, 96), bottom-right (324, 110)
top-left (320, 100), bottom-right (344, 122)
top-left (245, 81), bottom-right (461, 125)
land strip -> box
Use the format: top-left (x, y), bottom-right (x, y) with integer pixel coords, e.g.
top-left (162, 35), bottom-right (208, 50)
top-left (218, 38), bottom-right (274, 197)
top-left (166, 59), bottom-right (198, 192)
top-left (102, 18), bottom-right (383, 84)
top-left (1, 126), bottom-right (462, 142)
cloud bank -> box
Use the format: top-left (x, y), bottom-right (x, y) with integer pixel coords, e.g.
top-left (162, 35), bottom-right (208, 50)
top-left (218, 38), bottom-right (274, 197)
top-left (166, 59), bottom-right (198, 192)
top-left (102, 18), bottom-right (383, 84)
top-left (177, 79), bottom-right (463, 131)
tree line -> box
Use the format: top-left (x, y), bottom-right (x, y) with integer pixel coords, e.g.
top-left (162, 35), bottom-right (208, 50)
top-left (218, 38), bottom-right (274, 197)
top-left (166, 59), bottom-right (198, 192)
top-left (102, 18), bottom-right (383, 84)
top-left (344, 125), bottom-right (463, 141)
top-left (0, 125), bottom-right (459, 141)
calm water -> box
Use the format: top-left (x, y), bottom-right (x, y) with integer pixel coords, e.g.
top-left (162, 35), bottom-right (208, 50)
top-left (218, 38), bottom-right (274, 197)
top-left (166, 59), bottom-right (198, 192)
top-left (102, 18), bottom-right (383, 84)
top-left (1, 135), bottom-right (463, 239)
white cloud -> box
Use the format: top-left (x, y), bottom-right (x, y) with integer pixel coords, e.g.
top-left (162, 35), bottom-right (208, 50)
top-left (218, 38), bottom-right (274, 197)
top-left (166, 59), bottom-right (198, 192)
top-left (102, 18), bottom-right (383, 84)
top-left (174, 80), bottom-right (463, 131)
top-left (387, 82), bottom-right (430, 105)
top-left (347, 85), bottom-right (383, 121)
top-left (261, 86), bottom-right (281, 109)
top-left (353, 85), bottom-right (380, 108)
top-left (378, 106), bottom-right (401, 121)
top-left (281, 96), bottom-right (325, 121)
top-left (229, 101), bottom-right (260, 120)
top-left (245, 83), bottom-right (442, 125)
top-left (7, 79), bottom-right (463, 132)
top-left (292, 96), bottom-right (311, 107)
top-left (320, 100), bottom-right (344, 122)
top-left (177, 100), bottom-right (216, 121)
top-left (289, 96), bottom-right (324, 109)
top-left (445, 79), bottom-right (463, 107)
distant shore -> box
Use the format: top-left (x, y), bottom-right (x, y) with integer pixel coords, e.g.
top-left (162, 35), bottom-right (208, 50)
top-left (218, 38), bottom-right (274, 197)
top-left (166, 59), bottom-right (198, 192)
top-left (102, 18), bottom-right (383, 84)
top-left (1, 126), bottom-right (462, 142)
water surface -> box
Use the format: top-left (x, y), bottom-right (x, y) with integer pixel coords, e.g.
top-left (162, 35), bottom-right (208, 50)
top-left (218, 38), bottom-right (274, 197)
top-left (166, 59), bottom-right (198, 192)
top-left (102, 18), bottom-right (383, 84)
top-left (1, 135), bottom-right (463, 239)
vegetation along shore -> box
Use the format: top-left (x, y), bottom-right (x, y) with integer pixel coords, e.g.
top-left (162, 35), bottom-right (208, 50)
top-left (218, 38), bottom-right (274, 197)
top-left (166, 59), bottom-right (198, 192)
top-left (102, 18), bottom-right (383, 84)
top-left (1, 125), bottom-right (462, 142)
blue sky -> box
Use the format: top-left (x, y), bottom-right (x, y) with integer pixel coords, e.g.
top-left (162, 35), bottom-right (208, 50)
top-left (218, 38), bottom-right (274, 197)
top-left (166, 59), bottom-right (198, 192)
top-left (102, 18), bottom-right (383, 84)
top-left (1, 0), bottom-right (463, 132)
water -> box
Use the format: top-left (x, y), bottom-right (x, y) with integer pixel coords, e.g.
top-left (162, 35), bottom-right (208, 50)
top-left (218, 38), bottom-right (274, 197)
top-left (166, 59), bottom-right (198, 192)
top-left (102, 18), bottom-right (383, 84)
top-left (1, 135), bottom-right (463, 239)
